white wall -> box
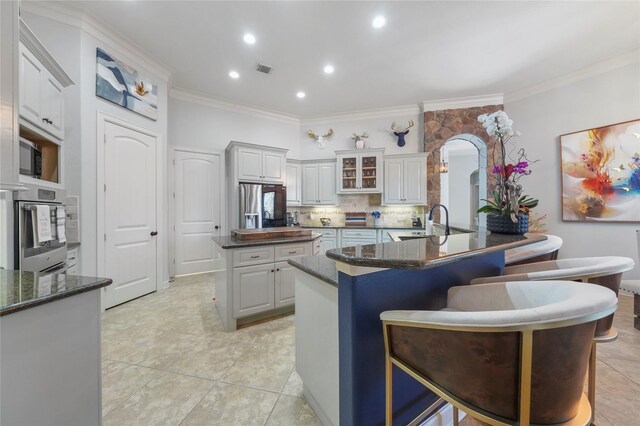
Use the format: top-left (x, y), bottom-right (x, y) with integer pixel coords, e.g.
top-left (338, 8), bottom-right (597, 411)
top-left (298, 112), bottom-right (422, 160)
top-left (23, 11), bottom-right (170, 284)
top-left (505, 62), bottom-right (640, 279)
top-left (445, 149), bottom-right (478, 228)
top-left (168, 96), bottom-right (301, 157)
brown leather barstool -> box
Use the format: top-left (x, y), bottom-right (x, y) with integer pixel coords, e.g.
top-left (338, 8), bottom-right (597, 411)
top-left (505, 234), bottom-right (563, 266)
top-left (381, 281), bottom-right (617, 426)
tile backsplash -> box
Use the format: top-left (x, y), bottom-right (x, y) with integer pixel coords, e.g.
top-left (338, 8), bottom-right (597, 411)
top-left (289, 194), bottom-right (425, 228)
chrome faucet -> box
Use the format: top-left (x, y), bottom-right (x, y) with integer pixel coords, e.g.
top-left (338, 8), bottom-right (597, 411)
top-left (428, 204), bottom-right (450, 236)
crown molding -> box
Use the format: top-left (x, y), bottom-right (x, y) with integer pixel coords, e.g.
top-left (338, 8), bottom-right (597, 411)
top-left (19, 18), bottom-right (73, 87)
top-left (300, 104), bottom-right (420, 125)
top-left (170, 88), bottom-right (301, 125)
top-left (505, 50), bottom-right (640, 103)
top-left (422, 94), bottom-right (504, 112)
top-left (20, 1), bottom-right (172, 81)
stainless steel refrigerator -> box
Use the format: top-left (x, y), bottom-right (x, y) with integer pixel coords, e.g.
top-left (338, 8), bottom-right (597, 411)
top-left (239, 183), bottom-right (287, 229)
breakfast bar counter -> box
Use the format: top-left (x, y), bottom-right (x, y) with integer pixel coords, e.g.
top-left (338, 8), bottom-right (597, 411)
top-left (291, 232), bottom-right (545, 426)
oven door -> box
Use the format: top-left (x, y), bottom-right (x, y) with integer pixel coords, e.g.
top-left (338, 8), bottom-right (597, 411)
top-left (16, 201), bottom-right (67, 272)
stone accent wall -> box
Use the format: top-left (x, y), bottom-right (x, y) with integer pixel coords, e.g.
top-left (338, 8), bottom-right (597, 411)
top-left (424, 104), bottom-right (503, 221)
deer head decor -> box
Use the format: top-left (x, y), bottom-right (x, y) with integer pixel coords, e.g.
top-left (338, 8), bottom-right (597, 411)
top-left (307, 128), bottom-right (334, 149)
top-left (351, 132), bottom-right (369, 150)
top-left (391, 120), bottom-right (414, 147)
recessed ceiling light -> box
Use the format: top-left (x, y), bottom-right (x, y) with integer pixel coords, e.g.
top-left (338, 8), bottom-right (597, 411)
top-left (296, 91), bottom-right (306, 99)
top-left (372, 15), bottom-right (386, 29)
top-left (228, 70), bottom-right (239, 79)
top-left (243, 33), bottom-right (256, 45)
top-left (323, 64), bottom-right (335, 74)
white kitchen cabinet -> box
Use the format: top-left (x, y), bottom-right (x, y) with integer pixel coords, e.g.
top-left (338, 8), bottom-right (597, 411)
top-left (321, 238), bottom-right (337, 253)
top-left (341, 228), bottom-right (378, 247)
top-left (336, 148), bottom-right (384, 194)
top-left (286, 160), bottom-right (302, 206)
top-left (308, 228), bottom-right (338, 254)
top-left (383, 154), bottom-right (427, 205)
top-left (233, 263), bottom-right (275, 318)
top-left (274, 261), bottom-right (296, 308)
top-left (234, 143), bottom-right (286, 184)
top-left (302, 160), bottom-right (338, 205)
top-left (18, 41), bottom-right (68, 140)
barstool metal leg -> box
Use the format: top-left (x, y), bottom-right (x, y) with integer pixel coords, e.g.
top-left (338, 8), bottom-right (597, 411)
top-left (588, 342), bottom-right (597, 426)
top-left (386, 354), bottom-right (393, 426)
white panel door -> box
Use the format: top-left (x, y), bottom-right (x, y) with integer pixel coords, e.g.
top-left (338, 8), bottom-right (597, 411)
top-left (404, 157), bottom-right (427, 205)
top-left (262, 151), bottom-right (285, 183)
top-left (19, 45), bottom-right (44, 126)
top-left (318, 162), bottom-right (338, 205)
top-left (237, 147), bottom-right (262, 181)
top-left (175, 150), bottom-right (222, 276)
top-left (42, 74), bottom-right (64, 140)
top-left (104, 122), bottom-right (157, 308)
top-left (383, 158), bottom-right (404, 204)
top-left (302, 163), bottom-right (319, 205)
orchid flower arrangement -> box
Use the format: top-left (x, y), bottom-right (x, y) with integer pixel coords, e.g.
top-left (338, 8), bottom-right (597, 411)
top-left (477, 111), bottom-right (539, 222)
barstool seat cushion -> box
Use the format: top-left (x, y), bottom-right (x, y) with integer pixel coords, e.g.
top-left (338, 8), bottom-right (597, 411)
top-left (470, 256), bottom-right (635, 285)
top-left (380, 281), bottom-right (617, 327)
top-left (505, 234), bottom-right (563, 264)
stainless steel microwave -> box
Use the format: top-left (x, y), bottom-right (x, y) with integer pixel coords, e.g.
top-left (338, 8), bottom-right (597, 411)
top-left (19, 137), bottom-right (42, 178)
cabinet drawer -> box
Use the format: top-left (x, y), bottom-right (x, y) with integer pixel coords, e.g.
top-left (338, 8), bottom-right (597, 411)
top-left (275, 242), bottom-right (310, 261)
top-left (342, 229), bottom-right (377, 239)
top-left (313, 239), bottom-right (322, 255)
top-left (232, 246), bottom-right (275, 267)
top-left (316, 228), bottom-right (337, 237)
top-left (342, 238), bottom-right (377, 248)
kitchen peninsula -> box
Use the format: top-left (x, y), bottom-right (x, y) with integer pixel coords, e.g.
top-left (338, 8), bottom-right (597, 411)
top-left (0, 270), bottom-right (112, 426)
top-left (212, 229), bottom-right (321, 331)
top-left (290, 231), bottom-right (546, 426)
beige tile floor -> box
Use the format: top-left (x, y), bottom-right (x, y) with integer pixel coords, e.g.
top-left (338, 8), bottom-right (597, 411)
top-left (101, 273), bottom-right (319, 426)
top-left (102, 274), bottom-right (639, 426)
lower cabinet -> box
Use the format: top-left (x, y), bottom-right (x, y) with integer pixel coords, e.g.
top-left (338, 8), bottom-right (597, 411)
top-left (321, 238), bottom-right (337, 253)
top-left (231, 242), bottom-right (312, 319)
top-left (274, 261), bottom-right (296, 308)
top-left (233, 264), bottom-right (275, 318)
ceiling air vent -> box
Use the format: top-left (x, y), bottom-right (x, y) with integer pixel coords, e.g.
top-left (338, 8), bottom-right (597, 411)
top-left (256, 63), bottom-right (273, 75)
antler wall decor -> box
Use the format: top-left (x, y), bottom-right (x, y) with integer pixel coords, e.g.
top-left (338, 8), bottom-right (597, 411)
top-left (351, 132), bottom-right (369, 150)
top-left (391, 120), bottom-right (414, 147)
top-left (307, 129), bottom-right (334, 149)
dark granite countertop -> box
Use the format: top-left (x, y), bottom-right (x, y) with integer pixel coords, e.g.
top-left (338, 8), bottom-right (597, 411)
top-left (67, 242), bottom-right (81, 250)
top-left (325, 232), bottom-right (546, 270)
top-left (0, 270), bottom-right (112, 316)
top-left (300, 225), bottom-right (419, 230)
top-left (212, 232), bottom-right (322, 249)
top-left (288, 255), bottom-right (338, 287)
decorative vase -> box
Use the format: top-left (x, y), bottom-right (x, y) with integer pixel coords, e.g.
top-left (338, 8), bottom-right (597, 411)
top-left (373, 218), bottom-right (382, 227)
top-left (487, 213), bottom-right (529, 234)
top-left (355, 139), bottom-right (365, 150)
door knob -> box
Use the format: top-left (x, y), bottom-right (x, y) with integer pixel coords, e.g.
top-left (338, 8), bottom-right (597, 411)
top-left (150, 231), bottom-right (158, 236)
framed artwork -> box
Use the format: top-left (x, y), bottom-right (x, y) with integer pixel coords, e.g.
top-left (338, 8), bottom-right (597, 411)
top-left (560, 119), bottom-right (640, 222)
top-left (96, 48), bottom-right (158, 120)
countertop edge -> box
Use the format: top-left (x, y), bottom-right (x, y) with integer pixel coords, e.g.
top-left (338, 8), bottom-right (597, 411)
top-left (213, 233), bottom-right (322, 249)
top-left (288, 257), bottom-right (338, 287)
top-left (0, 277), bottom-right (113, 317)
top-left (325, 234), bottom-right (546, 270)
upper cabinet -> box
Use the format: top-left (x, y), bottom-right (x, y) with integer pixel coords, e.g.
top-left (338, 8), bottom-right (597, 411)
top-left (301, 160), bottom-right (338, 206)
top-left (286, 160), bottom-right (302, 206)
top-left (383, 153), bottom-right (427, 205)
top-left (18, 22), bottom-right (73, 141)
top-left (336, 148), bottom-right (384, 194)
top-left (235, 144), bottom-right (286, 184)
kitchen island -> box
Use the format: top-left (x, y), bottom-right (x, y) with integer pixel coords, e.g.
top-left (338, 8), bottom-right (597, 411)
top-left (290, 231), bottom-right (545, 426)
top-left (0, 270), bottom-right (112, 426)
top-left (212, 231), bottom-right (321, 331)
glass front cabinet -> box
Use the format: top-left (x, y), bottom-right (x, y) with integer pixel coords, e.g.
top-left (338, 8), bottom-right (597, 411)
top-left (335, 148), bottom-right (384, 193)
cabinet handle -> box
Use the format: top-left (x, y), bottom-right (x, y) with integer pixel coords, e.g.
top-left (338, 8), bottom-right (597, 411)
top-left (271, 269), bottom-right (275, 272)
top-left (250, 255), bottom-right (260, 259)
top-left (276, 268), bottom-right (280, 271)
top-left (288, 250), bottom-right (297, 254)
top-left (214, 225), bottom-right (220, 230)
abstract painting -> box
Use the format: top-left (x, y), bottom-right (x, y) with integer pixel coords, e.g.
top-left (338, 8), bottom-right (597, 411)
top-left (560, 119), bottom-right (640, 222)
top-left (96, 48), bottom-right (158, 120)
